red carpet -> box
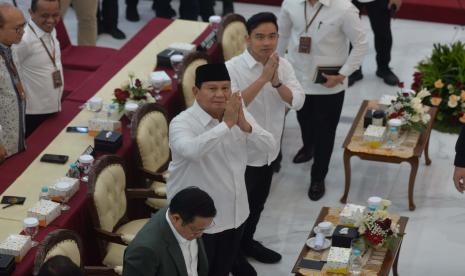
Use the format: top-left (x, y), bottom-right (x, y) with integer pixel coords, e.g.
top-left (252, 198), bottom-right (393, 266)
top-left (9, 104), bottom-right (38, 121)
top-left (236, 0), bottom-right (465, 26)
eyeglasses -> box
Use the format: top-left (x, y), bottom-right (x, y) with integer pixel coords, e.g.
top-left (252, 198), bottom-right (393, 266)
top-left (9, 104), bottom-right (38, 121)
top-left (13, 23), bottom-right (26, 34)
top-left (187, 219), bottom-right (216, 235)
top-left (253, 33), bottom-right (279, 41)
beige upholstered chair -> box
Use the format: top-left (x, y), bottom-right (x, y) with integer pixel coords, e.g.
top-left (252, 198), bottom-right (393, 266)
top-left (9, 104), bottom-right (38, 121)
top-left (33, 229), bottom-right (117, 275)
top-left (179, 51), bottom-right (208, 108)
top-left (131, 103), bottom-right (170, 210)
top-left (218, 13), bottom-right (247, 61)
top-left (88, 155), bottom-right (162, 273)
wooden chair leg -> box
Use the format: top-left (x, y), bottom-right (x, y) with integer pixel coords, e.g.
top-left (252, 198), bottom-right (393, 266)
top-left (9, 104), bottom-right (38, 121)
top-left (340, 149), bottom-right (352, 204)
top-left (407, 157), bottom-right (419, 211)
top-left (424, 135), bottom-right (432, 165)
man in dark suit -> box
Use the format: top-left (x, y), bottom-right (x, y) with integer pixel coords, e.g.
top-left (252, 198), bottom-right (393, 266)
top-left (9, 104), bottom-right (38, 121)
top-left (123, 187), bottom-right (216, 276)
top-left (454, 126), bottom-right (465, 193)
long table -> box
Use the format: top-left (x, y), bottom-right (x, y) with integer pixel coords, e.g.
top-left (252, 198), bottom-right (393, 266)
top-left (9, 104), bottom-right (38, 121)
top-left (0, 18), bottom-right (219, 275)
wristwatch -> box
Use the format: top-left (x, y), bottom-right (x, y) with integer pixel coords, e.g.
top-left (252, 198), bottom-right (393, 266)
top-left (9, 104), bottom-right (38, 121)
top-left (272, 82), bottom-right (282, 89)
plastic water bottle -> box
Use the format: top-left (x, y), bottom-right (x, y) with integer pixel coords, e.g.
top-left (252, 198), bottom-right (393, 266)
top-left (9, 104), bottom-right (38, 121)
top-left (39, 186), bottom-right (49, 201)
top-left (349, 248), bottom-right (363, 275)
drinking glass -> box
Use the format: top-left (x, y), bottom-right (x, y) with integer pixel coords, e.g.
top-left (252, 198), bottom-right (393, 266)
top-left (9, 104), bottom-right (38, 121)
top-left (170, 54), bottom-right (183, 80)
top-left (23, 217), bottom-right (39, 247)
top-left (151, 76), bottom-right (164, 101)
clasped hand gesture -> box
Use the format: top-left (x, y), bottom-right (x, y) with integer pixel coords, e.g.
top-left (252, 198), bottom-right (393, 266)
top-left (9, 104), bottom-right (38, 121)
top-left (261, 53), bottom-right (280, 85)
top-left (223, 93), bottom-right (252, 133)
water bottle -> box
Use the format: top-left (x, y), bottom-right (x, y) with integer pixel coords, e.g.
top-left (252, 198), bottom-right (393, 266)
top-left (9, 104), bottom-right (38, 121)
top-left (67, 163), bottom-right (80, 179)
top-left (349, 248), bottom-right (363, 275)
top-left (39, 186), bottom-right (49, 201)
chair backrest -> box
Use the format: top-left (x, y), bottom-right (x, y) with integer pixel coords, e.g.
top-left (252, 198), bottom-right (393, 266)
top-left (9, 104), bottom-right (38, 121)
top-left (218, 14), bottom-right (247, 61)
top-left (56, 20), bottom-right (72, 50)
top-left (131, 103), bottom-right (170, 175)
top-left (33, 229), bottom-right (83, 275)
top-left (88, 155), bottom-right (128, 234)
top-left (179, 51), bottom-right (208, 108)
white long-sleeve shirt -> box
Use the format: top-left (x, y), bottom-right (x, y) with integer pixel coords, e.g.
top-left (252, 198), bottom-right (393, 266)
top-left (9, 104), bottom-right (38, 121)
top-left (165, 210), bottom-right (199, 276)
top-left (13, 19), bottom-right (63, 114)
top-left (277, 0), bottom-right (368, 95)
top-left (166, 101), bottom-right (276, 234)
top-left (226, 49), bottom-right (305, 166)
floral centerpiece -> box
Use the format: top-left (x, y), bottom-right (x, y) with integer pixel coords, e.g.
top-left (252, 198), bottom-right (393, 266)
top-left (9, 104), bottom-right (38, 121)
top-left (354, 200), bottom-right (403, 251)
top-left (411, 42), bottom-right (465, 133)
top-left (386, 83), bottom-right (431, 131)
top-left (113, 73), bottom-right (155, 110)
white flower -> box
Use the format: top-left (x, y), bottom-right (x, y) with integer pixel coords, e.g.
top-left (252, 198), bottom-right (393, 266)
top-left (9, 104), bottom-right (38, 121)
top-left (416, 88), bottom-right (431, 99)
top-left (422, 113), bottom-right (431, 124)
top-left (448, 99), bottom-right (458, 108)
top-left (411, 114), bottom-right (420, 122)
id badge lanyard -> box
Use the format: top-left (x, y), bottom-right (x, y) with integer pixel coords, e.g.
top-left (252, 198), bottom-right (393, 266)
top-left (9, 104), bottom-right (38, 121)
top-left (298, 2), bottom-right (323, 54)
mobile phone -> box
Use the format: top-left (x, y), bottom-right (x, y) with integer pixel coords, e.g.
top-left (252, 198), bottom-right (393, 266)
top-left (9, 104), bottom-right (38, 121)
top-left (66, 126), bottom-right (88, 133)
top-left (298, 259), bottom-right (325, 270)
top-left (40, 154), bottom-right (69, 164)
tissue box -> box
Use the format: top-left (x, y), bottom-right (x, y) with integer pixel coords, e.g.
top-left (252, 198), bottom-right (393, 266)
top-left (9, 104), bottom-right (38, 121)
top-left (94, 131), bottom-right (123, 153)
top-left (156, 49), bottom-right (183, 67)
top-left (88, 118), bottom-right (122, 137)
top-left (49, 177), bottom-right (80, 201)
top-left (0, 235), bottom-right (32, 263)
top-left (363, 125), bottom-right (386, 142)
top-left (326, 247), bottom-right (351, 274)
top-left (27, 200), bottom-right (61, 227)
top-left (339, 204), bottom-right (366, 226)
top-left (0, 254), bottom-right (15, 274)
top-left (332, 225), bottom-right (359, 248)
top-left (168, 42), bottom-right (196, 55)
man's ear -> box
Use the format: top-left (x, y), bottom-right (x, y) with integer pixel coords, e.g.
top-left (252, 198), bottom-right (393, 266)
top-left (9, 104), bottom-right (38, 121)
top-left (193, 86), bottom-right (199, 97)
top-left (245, 34), bottom-right (251, 46)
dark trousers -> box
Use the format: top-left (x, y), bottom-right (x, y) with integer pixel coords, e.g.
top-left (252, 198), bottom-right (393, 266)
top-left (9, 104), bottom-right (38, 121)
top-left (98, 0), bottom-right (118, 30)
top-left (25, 113), bottom-right (54, 138)
top-left (202, 224), bottom-right (244, 276)
top-left (296, 91), bottom-right (345, 181)
top-left (352, 0), bottom-right (392, 70)
top-left (241, 163), bottom-right (275, 247)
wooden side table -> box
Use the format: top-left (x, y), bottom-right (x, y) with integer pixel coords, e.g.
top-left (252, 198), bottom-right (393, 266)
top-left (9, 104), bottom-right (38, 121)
top-left (340, 100), bottom-right (438, 211)
top-left (292, 207), bottom-right (409, 276)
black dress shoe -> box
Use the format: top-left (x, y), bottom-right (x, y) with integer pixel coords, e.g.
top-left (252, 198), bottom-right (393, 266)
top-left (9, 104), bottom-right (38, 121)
top-left (293, 147), bottom-right (313, 164)
top-left (348, 69), bottom-right (363, 87)
top-left (102, 28), bottom-right (126, 40)
top-left (244, 240), bottom-right (282, 264)
top-left (126, 6), bottom-right (140, 22)
top-left (231, 253), bottom-right (257, 276)
top-left (308, 180), bottom-right (325, 201)
top-left (376, 68), bottom-right (400, 86)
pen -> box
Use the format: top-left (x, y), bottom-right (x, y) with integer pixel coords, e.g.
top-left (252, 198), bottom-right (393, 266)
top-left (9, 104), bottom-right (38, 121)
top-left (318, 21), bottom-right (323, 30)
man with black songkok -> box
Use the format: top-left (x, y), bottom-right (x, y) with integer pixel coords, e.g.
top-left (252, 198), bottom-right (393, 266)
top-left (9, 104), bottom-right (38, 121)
top-left (166, 63), bottom-right (276, 276)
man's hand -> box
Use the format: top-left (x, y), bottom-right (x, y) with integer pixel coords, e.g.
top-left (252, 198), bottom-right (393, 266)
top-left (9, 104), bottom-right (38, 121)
top-left (260, 53), bottom-right (279, 83)
top-left (271, 61), bottom-right (281, 88)
top-left (388, 0), bottom-right (402, 11)
top-left (223, 93), bottom-right (241, 128)
top-left (0, 144), bottom-right (6, 164)
top-left (453, 166), bottom-right (465, 193)
top-left (237, 106), bottom-right (252, 133)
top-left (322, 73), bottom-right (346, 88)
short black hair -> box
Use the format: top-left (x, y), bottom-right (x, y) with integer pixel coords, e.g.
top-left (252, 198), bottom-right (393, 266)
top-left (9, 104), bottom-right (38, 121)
top-left (246, 12), bottom-right (278, 35)
top-left (31, 0), bottom-right (60, 13)
top-left (37, 255), bottom-right (82, 276)
top-left (169, 187), bottom-right (216, 225)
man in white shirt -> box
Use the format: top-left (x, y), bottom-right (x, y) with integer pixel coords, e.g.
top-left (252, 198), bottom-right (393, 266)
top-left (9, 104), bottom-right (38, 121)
top-left (225, 12), bottom-right (305, 275)
top-left (13, 0), bottom-right (63, 137)
top-left (166, 63), bottom-right (276, 276)
top-left (123, 187), bottom-right (215, 276)
top-left (278, 0), bottom-right (368, 200)
top-left (349, 0), bottom-right (402, 86)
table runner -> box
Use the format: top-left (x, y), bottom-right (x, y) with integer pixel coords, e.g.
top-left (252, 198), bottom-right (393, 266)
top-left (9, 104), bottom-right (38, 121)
top-left (298, 207), bottom-right (400, 276)
top-left (0, 19), bottom-right (208, 229)
top-left (347, 100), bottom-right (421, 159)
